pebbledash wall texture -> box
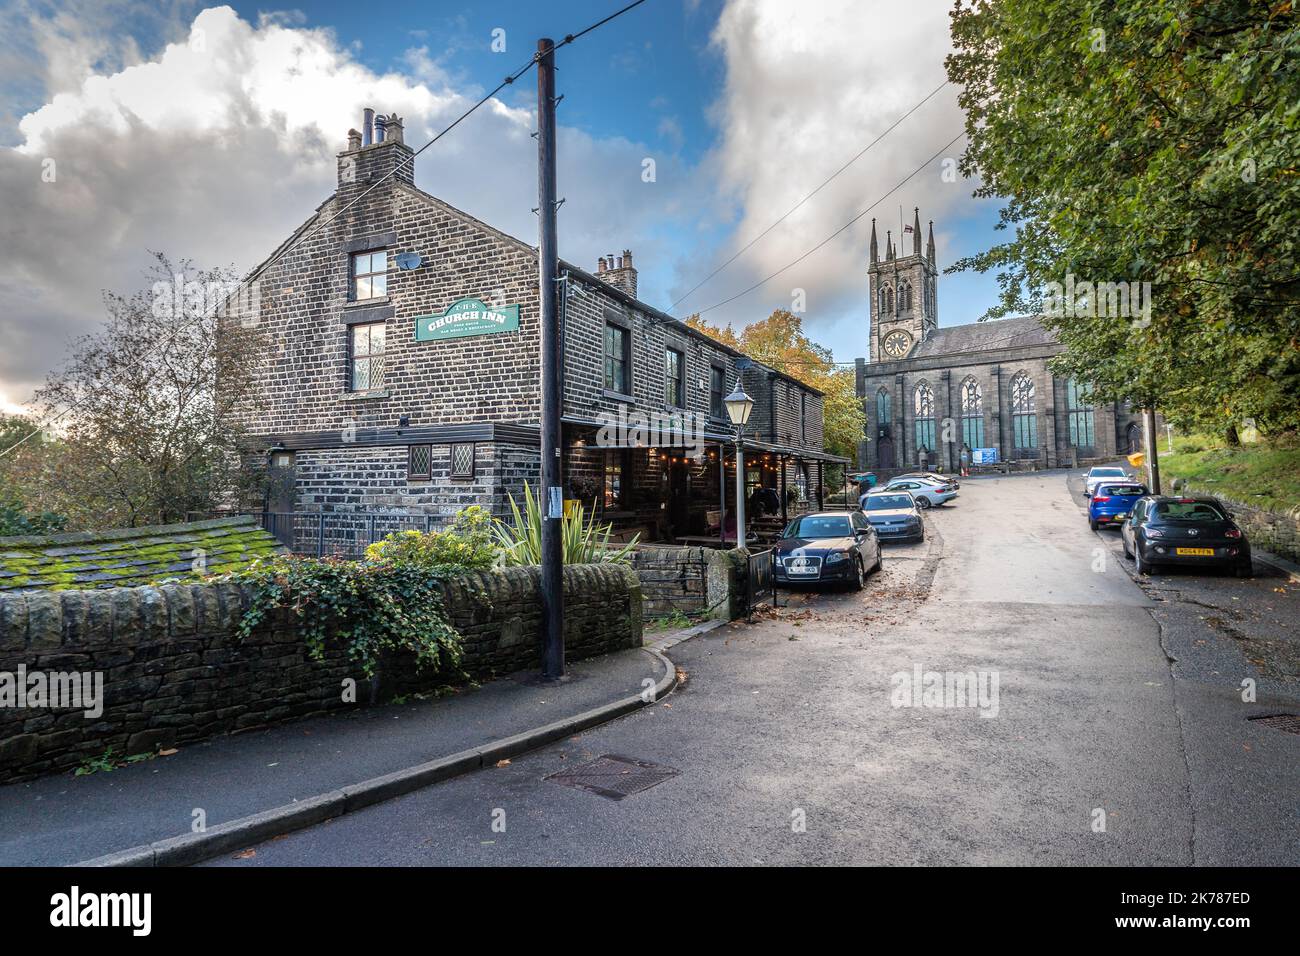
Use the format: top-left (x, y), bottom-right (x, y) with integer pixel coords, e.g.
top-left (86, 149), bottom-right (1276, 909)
top-left (223, 110), bottom-right (834, 540)
top-left (0, 564), bottom-right (642, 780)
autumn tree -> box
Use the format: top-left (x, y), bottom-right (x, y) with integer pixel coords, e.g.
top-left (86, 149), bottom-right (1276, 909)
top-left (946, 0), bottom-right (1300, 437)
top-left (22, 254), bottom-right (266, 529)
top-left (688, 310), bottom-right (865, 463)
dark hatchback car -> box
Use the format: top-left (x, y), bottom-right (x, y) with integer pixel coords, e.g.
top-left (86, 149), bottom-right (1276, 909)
top-left (860, 491), bottom-right (925, 542)
top-left (773, 511), bottom-right (882, 590)
top-left (1121, 495), bottom-right (1253, 578)
top-left (1088, 482), bottom-right (1147, 530)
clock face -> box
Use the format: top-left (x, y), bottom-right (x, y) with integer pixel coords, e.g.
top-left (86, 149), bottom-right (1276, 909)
top-left (883, 330), bottom-right (912, 358)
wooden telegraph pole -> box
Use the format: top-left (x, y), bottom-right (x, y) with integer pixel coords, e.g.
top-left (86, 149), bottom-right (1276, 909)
top-left (537, 38), bottom-right (564, 679)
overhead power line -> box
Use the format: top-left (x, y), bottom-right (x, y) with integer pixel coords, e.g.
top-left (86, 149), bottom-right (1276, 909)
top-left (688, 130), bottom-right (968, 318)
top-left (672, 78), bottom-right (951, 311)
top-left (0, 0), bottom-right (648, 460)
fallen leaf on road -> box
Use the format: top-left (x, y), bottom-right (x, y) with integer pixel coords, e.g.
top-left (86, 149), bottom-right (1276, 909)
top-left (157, 748), bottom-right (178, 757)
top-left (495, 759), bottom-right (511, 768)
top-left (234, 849), bottom-right (256, 859)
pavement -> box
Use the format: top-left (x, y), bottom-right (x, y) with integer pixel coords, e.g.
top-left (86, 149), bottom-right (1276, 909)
top-left (0, 645), bottom-right (670, 867)
top-left (199, 469), bottom-right (1298, 867)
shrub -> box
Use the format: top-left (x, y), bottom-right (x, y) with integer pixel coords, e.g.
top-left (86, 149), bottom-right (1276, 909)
top-left (364, 506), bottom-right (499, 570)
top-left (493, 482), bottom-right (637, 565)
top-left (226, 555), bottom-right (462, 678)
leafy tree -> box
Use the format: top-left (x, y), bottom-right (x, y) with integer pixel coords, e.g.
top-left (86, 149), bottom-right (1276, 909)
top-left (687, 310), bottom-right (865, 462)
top-left (946, 0), bottom-right (1300, 436)
top-left (26, 254), bottom-right (266, 529)
top-left (0, 413), bottom-right (68, 534)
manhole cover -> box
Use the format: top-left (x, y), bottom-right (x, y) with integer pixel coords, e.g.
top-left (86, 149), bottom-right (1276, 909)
top-left (545, 754), bottom-right (680, 800)
top-left (1247, 714), bottom-right (1300, 735)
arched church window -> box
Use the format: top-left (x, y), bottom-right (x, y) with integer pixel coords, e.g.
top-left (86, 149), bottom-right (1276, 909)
top-left (879, 284), bottom-right (894, 315)
top-left (1065, 379), bottom-right (1095, 449)
top-left (913, 382), bottom-right (935, 451)
top-left (960, 377), bottom-right (984, 449)
top-left (876, 388), bottom-right (891, 425)
top-left (1010, 371), bottom-right (1037, 452)
top-left (898, 280), bottom-right (912, 312)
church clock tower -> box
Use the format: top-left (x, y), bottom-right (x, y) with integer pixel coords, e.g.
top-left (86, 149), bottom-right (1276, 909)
top-left (868, 208), bottom-right (938, 362)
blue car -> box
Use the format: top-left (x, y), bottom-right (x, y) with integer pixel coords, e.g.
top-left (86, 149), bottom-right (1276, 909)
top-left (1088, 481), bottom-right (1147, 531)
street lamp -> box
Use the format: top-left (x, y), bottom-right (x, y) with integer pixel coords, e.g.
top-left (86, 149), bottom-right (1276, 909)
top-left (724, 381), bottom-right (754, 551)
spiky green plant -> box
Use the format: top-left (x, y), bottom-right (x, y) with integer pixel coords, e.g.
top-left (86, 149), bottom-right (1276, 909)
top-left (493, 482), bottom-right (637, 565)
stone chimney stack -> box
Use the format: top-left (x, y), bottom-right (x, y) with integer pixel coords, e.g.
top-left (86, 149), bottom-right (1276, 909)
top-left (337, 108), bottom-right (415, 194)
top-left (598, 247), bottom-right (638, 298)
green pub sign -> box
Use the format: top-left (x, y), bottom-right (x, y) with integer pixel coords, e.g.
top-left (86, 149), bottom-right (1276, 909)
top-left (414, 297), bottom-right (520, 342)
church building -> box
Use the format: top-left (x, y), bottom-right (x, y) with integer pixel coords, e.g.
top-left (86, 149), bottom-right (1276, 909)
top-left (855, 209), bottom-right (1143, 476)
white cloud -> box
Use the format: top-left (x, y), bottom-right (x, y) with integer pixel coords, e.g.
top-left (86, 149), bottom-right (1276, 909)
top-left (0, 4), bottom-right (695, 409)
top-left (675, 0), bottom-right (968, 348)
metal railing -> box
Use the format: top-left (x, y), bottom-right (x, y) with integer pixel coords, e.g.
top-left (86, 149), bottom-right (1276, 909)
top-left (189, 511), bottom-right (453, 559)
top-left (745, 548), bottom-right (778, 617)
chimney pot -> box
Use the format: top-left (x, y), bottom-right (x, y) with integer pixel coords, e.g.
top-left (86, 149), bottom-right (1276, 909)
top-left (347, 128), bottom-right (362, 151)
top-left (362, 108), bottom-right (374, 146)
top-left (375, 114), bottom-right (387, 143)
top-left (598, 257), bottom-right (606, 272)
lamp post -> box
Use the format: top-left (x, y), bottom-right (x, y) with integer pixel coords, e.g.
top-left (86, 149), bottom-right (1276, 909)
top-left (724, 381), bottom-right (755, 551)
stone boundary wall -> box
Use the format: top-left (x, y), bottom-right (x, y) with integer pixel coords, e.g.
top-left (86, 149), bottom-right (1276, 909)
top-left (629, 546), bottom-right (744, 620)
top-left (0, 564), bottom-right (642, 781)
top-left (1182, 485), bottom-right (1300, 563)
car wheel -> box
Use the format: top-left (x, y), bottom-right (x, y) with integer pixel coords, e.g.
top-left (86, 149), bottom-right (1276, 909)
top-left (1235, 563), bottom-right (1254, 579)
top-left (1122, 535), bottom-right (1132, 559)
top-left (870, 543), bottom-right (882, 573)
top-left (1089, 519), bottom-right (1100, 531)
top-left (915, 497), bottom-right (932, 510)
top-left (1134, 546), bottom-right (1154, 576)
top-left (852, 557), bottom-right (866, 591)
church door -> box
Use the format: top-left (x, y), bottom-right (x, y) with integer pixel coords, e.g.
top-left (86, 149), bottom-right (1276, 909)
top-left (1125, 422), bottom-right (1142, 454)
top-left (877, 437), bottom-right (895, 469)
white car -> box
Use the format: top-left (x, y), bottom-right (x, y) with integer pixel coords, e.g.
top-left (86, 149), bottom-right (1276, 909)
top-left (1083, 466), bottom-right (1132, 497)
top-left (882, 477), bottom-right (957, 509)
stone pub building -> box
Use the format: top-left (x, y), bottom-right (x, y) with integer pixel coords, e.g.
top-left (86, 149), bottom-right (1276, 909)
top-left (224, 110), bottom-right (842, 551)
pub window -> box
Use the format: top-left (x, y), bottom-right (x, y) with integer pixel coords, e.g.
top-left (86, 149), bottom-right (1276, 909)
top-left (408, 444), bottom-right (432, 480)
top-left (665, 348), bottom-right (684, 407)
top-left (603, 450), bottom-right (625, 510)
top-left (350, 250), bottom-right (387, 301)
top-left (450, 443), bottom-right (476, 479)
top-left (350, 321), bottom-right (385, 391)
top-left (710, 366), bottom-right (725, 418)
top-left (604, 322), bottom-right (630, 394)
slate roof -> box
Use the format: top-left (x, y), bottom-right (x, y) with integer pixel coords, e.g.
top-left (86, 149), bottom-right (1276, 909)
top-left (0, 517), bottom-right (284, 592)
top-left (910, 315), bottom-right (1058, 359)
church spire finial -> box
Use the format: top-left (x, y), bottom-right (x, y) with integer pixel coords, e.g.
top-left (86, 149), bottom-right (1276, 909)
top-left (869, 218), bottom-right (878, 265)
top-left (926, 219), bottom-right (936, 265)
top-left (886, 230), bottom-right (894, 261)
top-left (913, 207), bottom-right (922, 255)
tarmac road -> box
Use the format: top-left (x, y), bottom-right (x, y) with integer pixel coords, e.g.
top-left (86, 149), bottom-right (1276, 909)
top-left (209, 471), bottom-right (1298, 866)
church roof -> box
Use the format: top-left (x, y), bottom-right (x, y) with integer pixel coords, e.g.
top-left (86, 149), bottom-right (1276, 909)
top-left (911, 314), bottom-right (1057, 358)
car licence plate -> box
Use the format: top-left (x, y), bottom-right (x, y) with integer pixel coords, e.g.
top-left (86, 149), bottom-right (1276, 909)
top-left (788, 561), bottom-right (817, 576)
top-left (1175, 547), bottom-right (1214, 556)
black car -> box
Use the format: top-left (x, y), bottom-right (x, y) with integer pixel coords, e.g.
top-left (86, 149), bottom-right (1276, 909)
top-left (1121, 495), bottom-right (1253, 578)
top-left (773, 511), bottom-right (882, 590)
top-left (860, 491), bottom-right (924, 542)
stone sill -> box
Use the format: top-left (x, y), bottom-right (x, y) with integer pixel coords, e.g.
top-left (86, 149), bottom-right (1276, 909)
top-left (344, 296), bottom-right (390, 309)
top-left (342, 390), bottom-right (390, 402)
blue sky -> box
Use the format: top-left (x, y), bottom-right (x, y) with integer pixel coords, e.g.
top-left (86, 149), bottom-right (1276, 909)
top-left (0, 0), bottom-right (1006, 409)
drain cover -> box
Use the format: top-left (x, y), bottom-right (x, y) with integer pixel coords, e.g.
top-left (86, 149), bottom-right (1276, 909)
top-left (546, 754), bottom-right (680, 800)
top-left (1248, 714), bottom-right (1300, 735)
